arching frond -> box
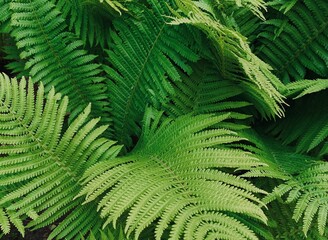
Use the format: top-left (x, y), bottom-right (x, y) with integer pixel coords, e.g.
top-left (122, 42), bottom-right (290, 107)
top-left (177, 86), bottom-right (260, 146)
top-left (268, 91), bottom-right (328, 156)
top-left (53, 0), bottom-right (120, 47)
top-left (240, 131), bottom-right (328, 237)
top-left (285, 79), bottom-right (328, 99)
top-left (79, 108), bottom-right (267, 240)
top-left (265, 183), bottom-right (328, 240)
top-left (103, 0), bottom-right (199, 146)
top-left (162, 61), bottom-right (252, 118)
top-left (0, 73), bottom-right (122, 239)
top-left (256, 0), bottom-right (328, 82)
top-left (171, 0), bottom-right (286, 118)
top-left (8, 0), bottom-right (110, 124)
top-left (264, 163), bottom-right (328, 236)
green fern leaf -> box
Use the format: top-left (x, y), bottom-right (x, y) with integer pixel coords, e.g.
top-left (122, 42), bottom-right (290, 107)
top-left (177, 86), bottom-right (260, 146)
top-left (171, 0), bottom-right (286, 118)
top-left (239, 131), bottom-right (328, 236)
top-left (256, 0), bottom-right (328, 81)
top-left (285, 79), bottom-right (328, 98)
top-left (8, 0), bottom-right (110, 125)
top-left (0, 208), bottom-right (10, 234)
top-left (0, 73), bottom-right (122, 239)
top-left (79, 108), bottom-right (267, 240)
top-left (103, 0), bottom-right (199, 146)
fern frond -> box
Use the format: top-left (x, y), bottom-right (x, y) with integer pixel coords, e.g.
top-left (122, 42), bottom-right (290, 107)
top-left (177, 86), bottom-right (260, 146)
top-left (8, 0), bottom-right (110, 124)
top-left (162, 61), bottom-right (252, 118)
top-left (240, 130), bottom-right (313, 180)
top-left (79, 108), bottom-right (267, 240)
top-left (0, 73), bottom-right (122, 239)
top-left (285, 79), bottom-right (328, 98)
top-left (213, 0), bottom-right (266, 20)
top-left (172, 0), bottom-right (286, 118)
top-left (268, 91), bottom-right (328, 156)
top-left (53, 0), bottom-right (120, 47)
top-left (256, 0), bottom-right (328, 82)
top-left (0, 208), bottom-right (10, 235)
top-left (238, 130), bottom-right (328, 236)
top-left (103, 0), bottom-right (199, 146)
top-left (0, 0), bottom-right (10, 32)
top-left (264, 185), bottom-right (328, 239)
top-left (264, 162), bottom-right (328, 236)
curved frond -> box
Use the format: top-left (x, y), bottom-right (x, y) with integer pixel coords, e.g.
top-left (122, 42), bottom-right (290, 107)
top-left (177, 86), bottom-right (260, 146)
top-left (103, 0), bottom-right (199, 146)
top-left (79, 108), bottom-right (267, 240)
top-left (285, 79), bottom-right (328, 99)
top-left (265, 186), bottom-right (328, 239)
top-left (256, 0), bottom-right (328, 82)
top-left (162, 61), bottom-right (252, 119)
top-left (239, 130), bottom-right (328, 237)
top-left (8, 0), bottom-right (110, 124)
top-left (0, 73), bottom-right (122, 239)
top-left (264, 163), bottom-right (328, 236)
top-left (268, 91), bottom-right (328, 156)
top-left (171, 0), bottom-right (286, 118)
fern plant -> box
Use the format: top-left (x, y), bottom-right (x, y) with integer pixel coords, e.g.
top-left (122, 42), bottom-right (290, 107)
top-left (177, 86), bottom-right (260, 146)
top-left (0, 0), bottom-right (328, 239)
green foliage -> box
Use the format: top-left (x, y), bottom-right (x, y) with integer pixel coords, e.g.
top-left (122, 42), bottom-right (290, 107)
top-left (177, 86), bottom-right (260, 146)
top-left (78, 109), bottom-right (266, 240)
top-left (104, 0), bottom-right (199, 146)
top-left (0, 73), bottom-right (121, 239)
top-left (0, 0), bottom-right (328, 239)
top-left (256, 0), bottom-right (328, 82)
top-left (8, 0), bottom-right (110, 124)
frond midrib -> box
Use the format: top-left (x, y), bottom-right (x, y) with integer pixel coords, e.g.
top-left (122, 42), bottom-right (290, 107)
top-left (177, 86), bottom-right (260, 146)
top-left (26, 0), bottom-right (94, 107)
top-left (0, 95), bottom-right (78, 182)
top-left (276, 20), bottom-right (328, 75)
top-left (117, 24), bottom-right (166, 143)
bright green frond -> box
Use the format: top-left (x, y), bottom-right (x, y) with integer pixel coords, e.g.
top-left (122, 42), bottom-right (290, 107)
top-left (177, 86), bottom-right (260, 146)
top-left (8, 0), bottom-right (110, 125)
top-left (238, 130), bottom-right (328, 237)
top-left (79, 108), bottom-right (267, 240)
top-left (103, 0), bottom-right (199, 146)
top-left (285, 79), bottom-right (328, 98)
top-left (264, 187), bottom-right (328, 239)
top-left (265, 162), bottom-right (328, 236)
top-left (172, 0), bottom-right (286, 118)
top-left (0, 208), bottom-right (10, 235)
top-left (0, 73), bottom-right (121, 239)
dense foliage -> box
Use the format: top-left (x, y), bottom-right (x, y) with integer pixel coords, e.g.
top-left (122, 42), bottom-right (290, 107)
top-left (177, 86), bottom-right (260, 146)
top-left (0, 0), bottom-right (327, 239)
